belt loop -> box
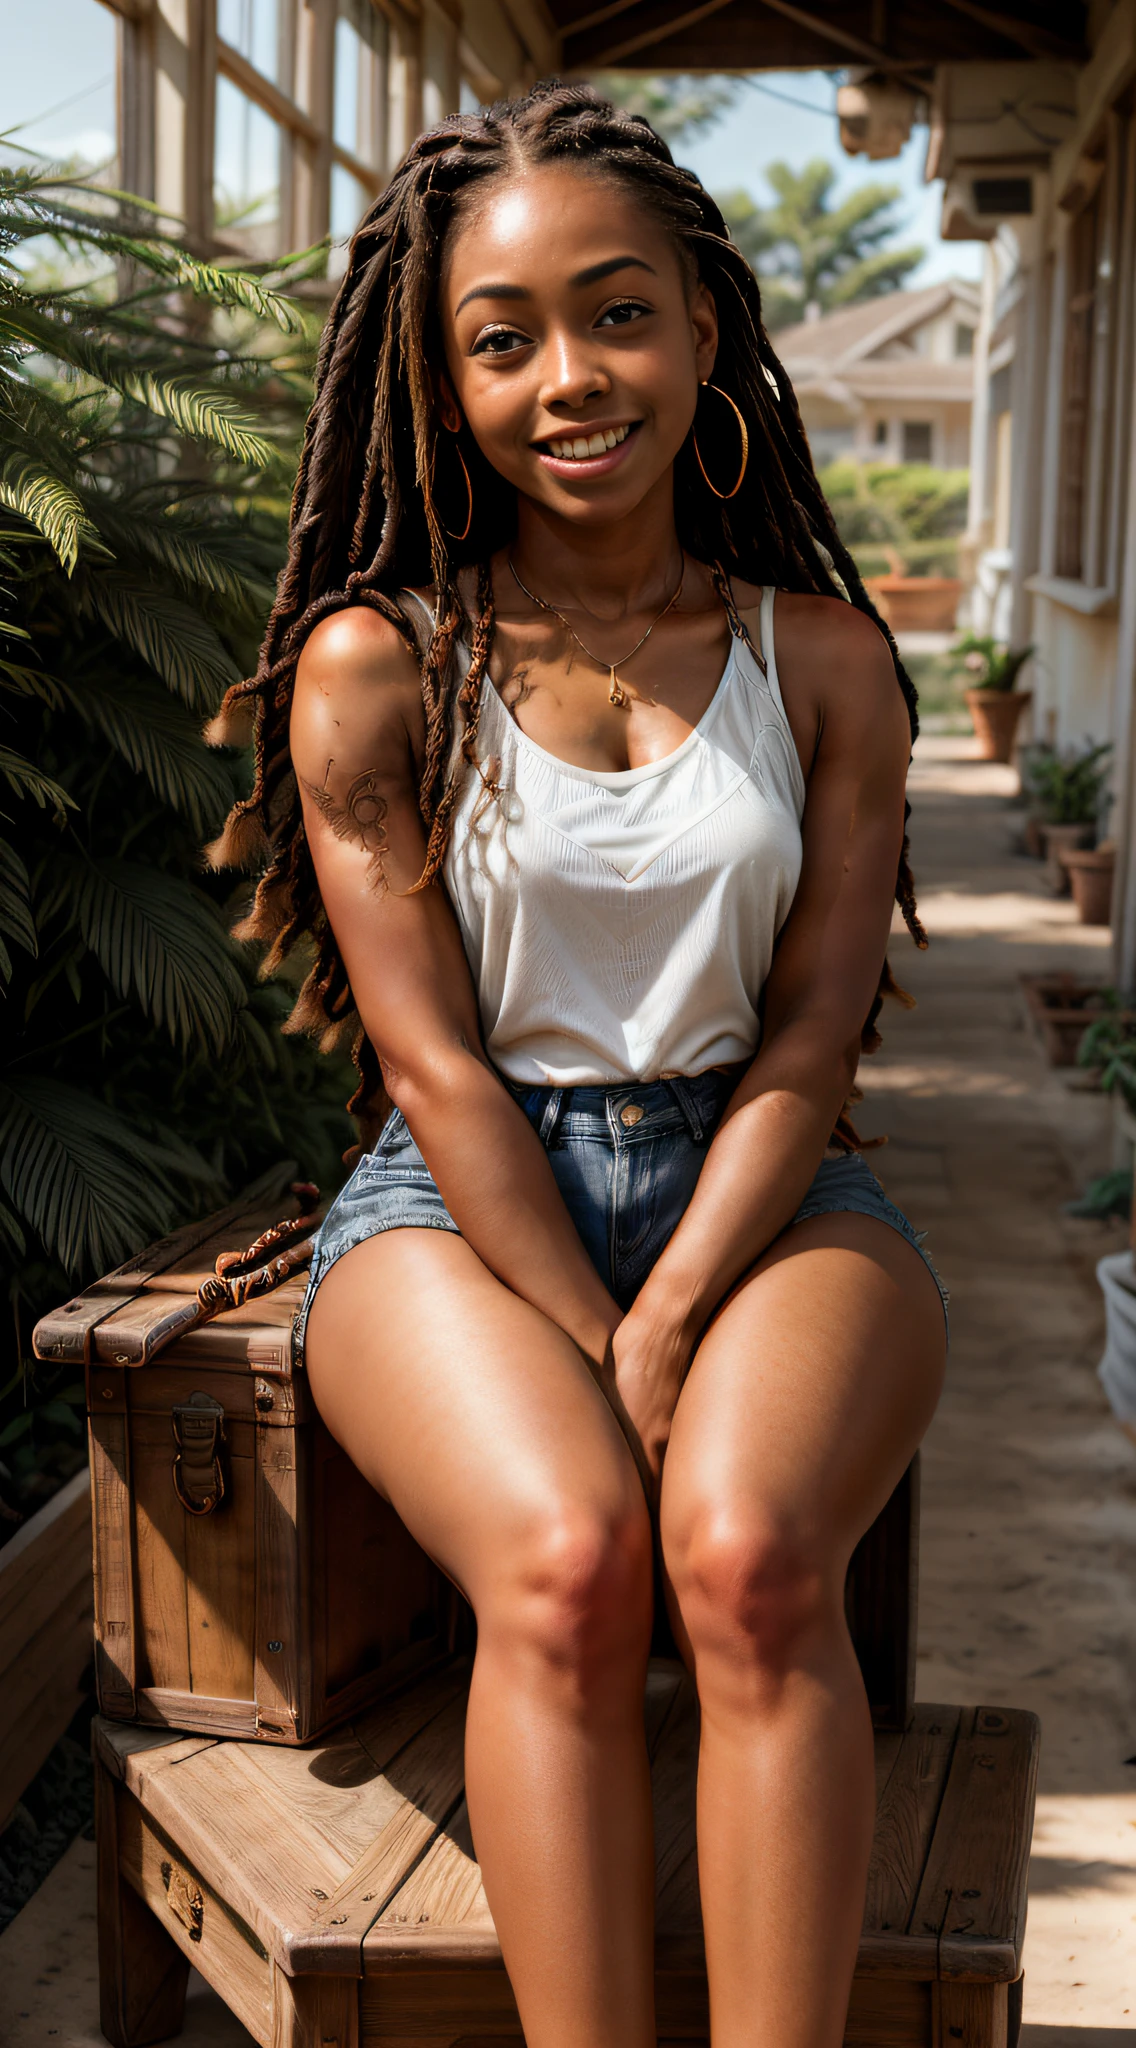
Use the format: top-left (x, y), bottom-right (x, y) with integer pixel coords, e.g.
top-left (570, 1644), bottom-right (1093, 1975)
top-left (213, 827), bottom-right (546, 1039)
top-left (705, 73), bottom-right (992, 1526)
top-left (666, 1076), bottom-right (705, 1145)
top-left (538, 1087), bottom-right (568, 1147)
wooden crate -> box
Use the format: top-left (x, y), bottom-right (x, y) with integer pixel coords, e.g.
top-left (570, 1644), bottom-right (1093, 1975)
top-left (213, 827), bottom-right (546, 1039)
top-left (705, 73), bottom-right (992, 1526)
top-left (0, 1466), bottom-right (93, 1825)
top-left (33, 1173), bottom-right (465, 1745)
top-left (33, 1179), bottom-right (917, 1745)
top-left (93, 1661), bottom-right (1039, 2048)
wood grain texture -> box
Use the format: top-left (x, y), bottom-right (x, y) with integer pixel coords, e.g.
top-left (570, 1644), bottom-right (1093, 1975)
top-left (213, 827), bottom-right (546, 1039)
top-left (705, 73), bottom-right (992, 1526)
top-left (116, 1785), bottom-right (275, 2044)
top-left (912, 1709), bottom-right (1039, 1983)
top-left (863, 1706), bottom-right (961, 1968)
top-left (89, 1408), bottom-right (137, 1716)
top-left (254, 1406), bottom-right (303, 1737)
top-left (272, 1966), bottom-right (360, 2048)
top-left (301, 1690), bottom-right (470, 1974)
top-left (96, 1757), bottom-right (191, 2048)
top-left (933, 1979), bottom-right (1009, 2048)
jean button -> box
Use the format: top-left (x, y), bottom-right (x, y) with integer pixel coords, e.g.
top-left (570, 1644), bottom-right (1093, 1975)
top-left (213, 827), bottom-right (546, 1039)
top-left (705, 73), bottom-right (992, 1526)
top-left (620, 1103), bottom-right (644, 1127)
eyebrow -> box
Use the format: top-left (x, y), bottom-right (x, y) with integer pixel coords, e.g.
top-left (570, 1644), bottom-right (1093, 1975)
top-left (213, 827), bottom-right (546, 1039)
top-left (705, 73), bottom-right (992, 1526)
top-left (454, 254), bottom-right (656, 317)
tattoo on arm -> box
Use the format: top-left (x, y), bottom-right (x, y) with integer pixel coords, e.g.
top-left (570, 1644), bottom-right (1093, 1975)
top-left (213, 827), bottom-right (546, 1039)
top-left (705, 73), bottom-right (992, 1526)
top-left (302, 765), bottom-right (390, 890)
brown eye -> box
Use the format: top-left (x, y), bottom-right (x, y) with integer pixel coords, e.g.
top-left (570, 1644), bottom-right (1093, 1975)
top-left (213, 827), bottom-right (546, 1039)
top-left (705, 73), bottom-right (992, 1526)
top-left (597, 300), bottom-right (649, 328)
top-left (472, 326), bottom-right (530, 357)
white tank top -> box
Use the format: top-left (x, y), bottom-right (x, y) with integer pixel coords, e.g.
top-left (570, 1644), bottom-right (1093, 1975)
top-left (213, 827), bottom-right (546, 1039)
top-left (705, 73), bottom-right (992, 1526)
top-left (422, 586), bottom-right (805, 1087)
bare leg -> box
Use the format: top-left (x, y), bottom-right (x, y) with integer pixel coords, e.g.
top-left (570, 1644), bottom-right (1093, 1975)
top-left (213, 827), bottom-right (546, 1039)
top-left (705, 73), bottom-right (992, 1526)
top-left (660, 1213), bottom-right (946, 2048)
top-left (305, 1229), bottom-right (656, 2048)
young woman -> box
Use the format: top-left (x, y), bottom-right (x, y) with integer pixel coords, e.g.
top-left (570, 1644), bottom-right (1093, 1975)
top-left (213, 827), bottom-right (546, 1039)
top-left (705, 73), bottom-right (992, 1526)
top-left (217, 81), bottom-right (947, 2048)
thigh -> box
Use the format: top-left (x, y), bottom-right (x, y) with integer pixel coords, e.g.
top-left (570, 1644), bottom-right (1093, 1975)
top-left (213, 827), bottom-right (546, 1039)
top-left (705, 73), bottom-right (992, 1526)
top-left (304, 1228), bottom-right (648, 1604)
top-left (660, 1212), bottom-right (946, 1569)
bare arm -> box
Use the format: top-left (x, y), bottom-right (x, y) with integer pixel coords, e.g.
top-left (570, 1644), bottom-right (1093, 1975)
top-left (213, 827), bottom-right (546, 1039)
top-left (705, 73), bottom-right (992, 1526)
top-left (616, 595), bottom-right (913, 1475)
top-left (290, 605), bottom-right (621, 1367)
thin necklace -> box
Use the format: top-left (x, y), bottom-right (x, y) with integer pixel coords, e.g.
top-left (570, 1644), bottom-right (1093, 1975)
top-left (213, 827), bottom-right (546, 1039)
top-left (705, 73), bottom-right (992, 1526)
top-left (508, 553), bottom-right (685, 709)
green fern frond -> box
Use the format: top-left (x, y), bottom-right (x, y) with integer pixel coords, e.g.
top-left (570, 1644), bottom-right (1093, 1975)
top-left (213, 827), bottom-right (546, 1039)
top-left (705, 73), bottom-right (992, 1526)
top-left (94, 508), bottom-right (272, 614)
top-left (0, 1077), bottom-right (183, 1274)
top-left (62, 672), bottom-right (234, 830)
top-left (80, 571), bottom-right (240, 705)
top-left (0, 458), bottom-right (104, 574)
top-left (3, 305), bottom-right (276, 468)
top-left (62, 855), bottom-right (245, 1053)
top-left (0, 745), bottom-right (76, 821)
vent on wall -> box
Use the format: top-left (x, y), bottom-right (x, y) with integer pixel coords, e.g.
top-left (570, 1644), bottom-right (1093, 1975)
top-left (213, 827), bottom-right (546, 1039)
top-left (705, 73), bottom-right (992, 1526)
top-left (972, 176), bottom-right (1033, 216)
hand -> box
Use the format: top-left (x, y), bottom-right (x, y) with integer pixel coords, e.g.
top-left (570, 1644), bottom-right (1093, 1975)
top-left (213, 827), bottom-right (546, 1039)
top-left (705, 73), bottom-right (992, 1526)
top-left (608, 1304), bottom-right (694, 1504)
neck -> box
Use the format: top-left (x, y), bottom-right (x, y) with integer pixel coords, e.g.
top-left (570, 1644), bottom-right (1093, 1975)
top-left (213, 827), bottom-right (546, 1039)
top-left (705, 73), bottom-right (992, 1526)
top-left (511, 469), bottom-right (683, 617)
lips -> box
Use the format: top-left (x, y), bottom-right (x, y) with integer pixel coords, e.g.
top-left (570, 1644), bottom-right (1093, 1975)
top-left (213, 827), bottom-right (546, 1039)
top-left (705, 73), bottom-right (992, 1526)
top-left (535, 422), bottom-right (637, 462)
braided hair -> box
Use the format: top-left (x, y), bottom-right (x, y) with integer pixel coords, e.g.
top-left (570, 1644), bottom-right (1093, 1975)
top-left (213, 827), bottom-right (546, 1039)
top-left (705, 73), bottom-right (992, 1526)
top-left (210, 79), bottom-right (925, 1141)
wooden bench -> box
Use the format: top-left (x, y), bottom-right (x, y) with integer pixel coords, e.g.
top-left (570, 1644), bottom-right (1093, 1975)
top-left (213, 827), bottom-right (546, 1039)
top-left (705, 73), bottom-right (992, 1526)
top-left (94, 1660), bottom-right (1038, 2048)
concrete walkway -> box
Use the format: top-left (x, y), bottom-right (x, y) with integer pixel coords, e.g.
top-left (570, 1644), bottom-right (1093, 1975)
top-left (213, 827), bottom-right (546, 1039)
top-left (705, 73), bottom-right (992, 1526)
top-left (868, 737), bottom-right (1136, 2042)
top-left (1, 735), bottom-right (1134, 2045)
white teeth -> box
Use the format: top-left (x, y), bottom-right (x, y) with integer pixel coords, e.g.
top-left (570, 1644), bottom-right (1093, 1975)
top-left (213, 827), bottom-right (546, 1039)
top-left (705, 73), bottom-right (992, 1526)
top-left (543, 424), bottom-right (631, 460)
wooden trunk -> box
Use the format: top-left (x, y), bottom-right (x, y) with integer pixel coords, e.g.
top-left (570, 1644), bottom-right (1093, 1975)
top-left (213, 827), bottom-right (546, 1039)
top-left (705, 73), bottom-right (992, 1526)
top-left (33, 1172), bottom-right (465, 1745)
top-left (35, 1175), bottom-right (915, 1745)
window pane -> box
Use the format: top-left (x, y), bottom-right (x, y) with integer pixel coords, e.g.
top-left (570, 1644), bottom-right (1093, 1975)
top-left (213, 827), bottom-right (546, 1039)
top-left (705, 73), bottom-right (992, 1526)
top-left (902, 421), bottom-right (933, 463)
top-left (329, 165), bottom-right (370, 278)
top-left (335, 16), bottom-right (363, 156)
top-left (218, 0), bottom-right (280, 83)
top-left (0, 0), bottom-right (116, 176)
top-left (215, 77), bottom-right (281, 257)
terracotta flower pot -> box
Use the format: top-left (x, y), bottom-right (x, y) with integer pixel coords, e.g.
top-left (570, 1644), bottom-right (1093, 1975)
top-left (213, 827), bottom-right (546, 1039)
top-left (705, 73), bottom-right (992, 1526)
top-left (1042, 821), bottom-right (1095, 896)
top-left (1060, 843), bottom-right (1116, 926)
top-left (965, 688), bottom-right (1031, 763)
top-left (864, 575), bottom-right (962, 633)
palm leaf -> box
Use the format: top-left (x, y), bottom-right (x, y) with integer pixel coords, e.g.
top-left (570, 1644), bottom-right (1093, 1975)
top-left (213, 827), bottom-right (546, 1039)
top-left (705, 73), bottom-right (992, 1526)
top-left (0, 745), bottom-right (76, 820)
top-left (80, 572), bottom-right (240, 705)
top-left (0, 457), bottom-right (102, 574)
top-left (0, 1077), bottom-right (183, 1274)
top-left (0, 837), bottom-right (36, 982)
top-left (63, 673), bottom-right (234, 829)
top-left (61, 856), bottom-right (245, 1053)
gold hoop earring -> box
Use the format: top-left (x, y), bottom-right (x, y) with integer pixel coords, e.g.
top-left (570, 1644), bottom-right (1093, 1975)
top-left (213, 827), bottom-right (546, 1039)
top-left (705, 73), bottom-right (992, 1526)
top-left (692, 381), bottom-right (748, 500)
top-left (436, 433), bottom-right (472, 543)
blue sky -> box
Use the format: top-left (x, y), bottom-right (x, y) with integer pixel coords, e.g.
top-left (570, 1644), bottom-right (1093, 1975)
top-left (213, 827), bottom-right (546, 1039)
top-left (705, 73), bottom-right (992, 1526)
top-left (2, 5), bottom-right (982, 287)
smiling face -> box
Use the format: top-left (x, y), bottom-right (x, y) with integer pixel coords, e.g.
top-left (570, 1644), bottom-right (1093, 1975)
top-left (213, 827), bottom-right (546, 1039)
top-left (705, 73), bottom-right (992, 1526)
top-left (439, 163), bottom-right (719, 528)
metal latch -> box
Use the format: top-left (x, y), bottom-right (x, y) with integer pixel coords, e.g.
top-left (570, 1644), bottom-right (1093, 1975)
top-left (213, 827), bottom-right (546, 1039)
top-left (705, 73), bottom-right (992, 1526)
top-left (171, 1391), bottom-right (227, 1515)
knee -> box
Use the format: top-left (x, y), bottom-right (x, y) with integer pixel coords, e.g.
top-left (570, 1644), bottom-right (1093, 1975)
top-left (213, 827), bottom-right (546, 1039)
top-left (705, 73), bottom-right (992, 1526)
top-left (667, 1509), bottom-right (831, 1684)
top-left (484, 1497), bottom-right (653, 1691)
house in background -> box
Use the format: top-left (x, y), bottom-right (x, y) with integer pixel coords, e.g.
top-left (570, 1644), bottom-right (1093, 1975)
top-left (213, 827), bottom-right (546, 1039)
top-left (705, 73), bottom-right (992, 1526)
top-left (775, 282), bottom-right (981, 469)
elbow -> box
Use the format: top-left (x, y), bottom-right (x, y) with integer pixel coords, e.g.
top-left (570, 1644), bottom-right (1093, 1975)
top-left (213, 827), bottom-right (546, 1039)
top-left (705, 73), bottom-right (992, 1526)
top-left (379, 1038), bottom-right (491, 1123)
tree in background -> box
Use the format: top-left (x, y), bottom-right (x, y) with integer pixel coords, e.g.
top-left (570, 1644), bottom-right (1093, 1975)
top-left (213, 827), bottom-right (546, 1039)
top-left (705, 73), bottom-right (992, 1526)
top-left (719, 160), bottom-right (924, 331)
top-left (0, 162), bottom-right (351, 1522)
top-left (588, 73), bottom-right (744, 145)
top-left (819, 460), bottom-right (969, 581)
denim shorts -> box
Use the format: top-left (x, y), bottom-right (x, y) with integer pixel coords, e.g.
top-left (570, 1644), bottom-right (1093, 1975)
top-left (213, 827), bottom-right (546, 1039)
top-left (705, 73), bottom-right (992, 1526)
top-left (293, 1068), bottom-right (948, 1360)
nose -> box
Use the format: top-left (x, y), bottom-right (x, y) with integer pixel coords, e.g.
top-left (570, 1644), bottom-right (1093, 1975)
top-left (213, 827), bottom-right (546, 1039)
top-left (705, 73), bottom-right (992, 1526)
top-left (538, 327), bottom-right (612, 414)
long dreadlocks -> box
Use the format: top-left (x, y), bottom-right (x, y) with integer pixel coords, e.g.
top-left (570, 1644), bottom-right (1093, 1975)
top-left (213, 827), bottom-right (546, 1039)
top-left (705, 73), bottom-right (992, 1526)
top-left (208, 79), bottom-right (926, 1143)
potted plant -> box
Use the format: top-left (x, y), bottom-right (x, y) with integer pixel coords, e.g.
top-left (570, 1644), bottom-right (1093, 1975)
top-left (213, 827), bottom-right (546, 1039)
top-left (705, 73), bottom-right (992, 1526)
top-left (1062, 839), bottom-right (1116, 925)
top-left (1023, 742), bottom-right (1113, 894)
top-left (952, 634), bottom-right (1034, 762)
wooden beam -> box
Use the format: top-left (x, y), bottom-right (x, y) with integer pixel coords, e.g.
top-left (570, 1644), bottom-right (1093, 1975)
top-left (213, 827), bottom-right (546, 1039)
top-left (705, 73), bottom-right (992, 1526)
top-left (935, 0), bottom-right (1087, 65)
top-left (217, 36), bottom-right (323, 147)
top-left (584, 0), bottom-right (736, 65)
top-left (754, 0), bottom-right (925, 76)
top-left (560, 0), bottom-right (643, 40)
top-left (95, 0), bottom-right (153, 20)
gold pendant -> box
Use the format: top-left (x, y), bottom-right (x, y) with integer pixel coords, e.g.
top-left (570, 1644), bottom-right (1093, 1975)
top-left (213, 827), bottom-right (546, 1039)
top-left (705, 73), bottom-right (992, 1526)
top-left (608, 667), bottom-right (628, 709)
